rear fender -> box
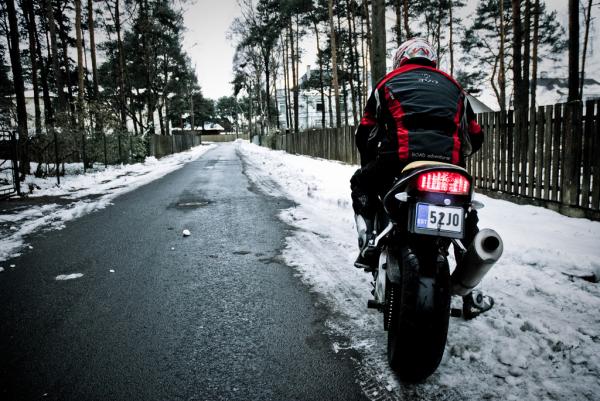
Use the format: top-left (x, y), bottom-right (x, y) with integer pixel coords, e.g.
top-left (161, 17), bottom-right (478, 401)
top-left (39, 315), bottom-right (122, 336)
top-left (385, 249), bottom-right (402, 285)
top-left (396, 246), bottom-right (448, 315)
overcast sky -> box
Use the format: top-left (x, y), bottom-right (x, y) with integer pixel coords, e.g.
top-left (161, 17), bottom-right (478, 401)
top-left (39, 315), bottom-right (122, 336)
top-left (182, 0), bottom-right (241, 100)
top-left (181, 0), bottom-right (595, 101)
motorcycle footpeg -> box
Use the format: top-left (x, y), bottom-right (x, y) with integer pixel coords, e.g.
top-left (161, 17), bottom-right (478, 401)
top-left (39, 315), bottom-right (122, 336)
top-left (462, 292), bottom-right (495, 320)
top-left (367, 299), bottom-right (384, 311)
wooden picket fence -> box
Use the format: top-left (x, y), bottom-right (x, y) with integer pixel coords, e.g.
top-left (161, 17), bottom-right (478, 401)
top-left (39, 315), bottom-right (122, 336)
top-left (265, 100), bottom-right (600, 220)
top-left (470, 100), bottom-right (599, 219)
top-left (269, 126), bottom-right (359, 164)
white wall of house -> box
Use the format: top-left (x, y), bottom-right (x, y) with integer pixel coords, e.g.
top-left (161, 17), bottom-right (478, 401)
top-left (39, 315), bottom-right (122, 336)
top-left (276, 88), bottom-right (358, 130)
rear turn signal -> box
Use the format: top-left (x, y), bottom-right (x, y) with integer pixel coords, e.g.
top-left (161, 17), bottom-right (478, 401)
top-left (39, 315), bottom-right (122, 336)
top-left (416, 171), bottom-right (470, 195)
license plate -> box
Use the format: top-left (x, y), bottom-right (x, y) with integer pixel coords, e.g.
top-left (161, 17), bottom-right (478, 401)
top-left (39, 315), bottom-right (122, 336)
top-left (415, 203), bottom-right (464, 234)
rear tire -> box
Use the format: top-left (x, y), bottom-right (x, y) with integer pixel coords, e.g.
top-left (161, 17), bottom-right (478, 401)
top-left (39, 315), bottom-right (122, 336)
top-left (387, 248), bottom-right (451, 382)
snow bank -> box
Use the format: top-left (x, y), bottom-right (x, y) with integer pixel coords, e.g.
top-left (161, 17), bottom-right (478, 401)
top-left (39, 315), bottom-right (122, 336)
top-left (0, 145), bottom-right (214, 261)
top-left (237, 141), bottom-right (600, 401)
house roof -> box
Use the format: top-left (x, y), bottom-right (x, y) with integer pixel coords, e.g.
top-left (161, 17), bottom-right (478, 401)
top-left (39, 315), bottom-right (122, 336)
top-left (467, 94), bottom-right (494, 113)
top-left (202, 122), bottom-right (224, 131)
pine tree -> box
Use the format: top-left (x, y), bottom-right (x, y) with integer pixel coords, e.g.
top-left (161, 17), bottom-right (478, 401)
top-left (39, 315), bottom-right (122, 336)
top-left (5, 0), bottom-right (30, 175)
top-left (462, 0), bottom-right (565, 110)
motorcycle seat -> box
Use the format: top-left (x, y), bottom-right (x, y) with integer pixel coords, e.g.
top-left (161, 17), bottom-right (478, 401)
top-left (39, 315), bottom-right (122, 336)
top-left (401, 160), bottom-right (468, 173)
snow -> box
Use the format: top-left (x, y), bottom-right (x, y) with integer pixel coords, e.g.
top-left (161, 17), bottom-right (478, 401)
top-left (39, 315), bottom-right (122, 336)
top-left (182, 229), bottom-right (191, 237)
top-left (0, 144), bottom-right (214, 262)
top-left (55, 273), bottom-right (84, 281)
top-left (236, 140), bottom-right (600, 401)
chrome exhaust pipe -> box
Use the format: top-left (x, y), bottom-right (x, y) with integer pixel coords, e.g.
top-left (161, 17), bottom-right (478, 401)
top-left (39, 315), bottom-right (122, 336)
top-left (451, 229), bottom-right (503, 296)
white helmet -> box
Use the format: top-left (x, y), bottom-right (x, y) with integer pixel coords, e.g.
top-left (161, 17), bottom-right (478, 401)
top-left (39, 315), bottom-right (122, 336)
top-left (393, 38), bottom-right (437, 69)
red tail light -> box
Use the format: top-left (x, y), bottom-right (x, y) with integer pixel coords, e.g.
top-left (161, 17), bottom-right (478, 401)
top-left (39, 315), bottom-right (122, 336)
top-left (416, 171), bottom-right (470, 195)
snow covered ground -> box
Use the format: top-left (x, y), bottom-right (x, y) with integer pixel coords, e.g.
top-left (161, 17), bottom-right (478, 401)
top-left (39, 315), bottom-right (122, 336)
top-left (0, 144), bottom-right (214, 262)
top-left (237, 140), bottom-right (600, 401)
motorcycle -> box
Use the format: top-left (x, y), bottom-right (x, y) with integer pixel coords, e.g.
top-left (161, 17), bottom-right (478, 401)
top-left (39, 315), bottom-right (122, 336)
top-left (364, 160), bottom-right (503, 382)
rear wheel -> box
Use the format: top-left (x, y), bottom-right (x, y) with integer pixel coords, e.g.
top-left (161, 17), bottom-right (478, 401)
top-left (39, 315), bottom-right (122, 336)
top-left (387, 247), bottom-right (451, 382)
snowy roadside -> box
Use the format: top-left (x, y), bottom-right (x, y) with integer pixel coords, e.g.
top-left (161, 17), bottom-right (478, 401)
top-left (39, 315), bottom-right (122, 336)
top-left (0, 144), bottom-right (215, 262)
top-left (236, 140), bottom-right (600, 401)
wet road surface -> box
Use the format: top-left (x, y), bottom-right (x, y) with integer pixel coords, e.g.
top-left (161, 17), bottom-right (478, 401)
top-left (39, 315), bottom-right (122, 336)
top-left (0, 143), bottom-right (367, 401)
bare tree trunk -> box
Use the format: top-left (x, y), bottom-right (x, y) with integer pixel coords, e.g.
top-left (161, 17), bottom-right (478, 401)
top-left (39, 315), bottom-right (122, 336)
top-left (360, 13), bottom-right (368, 108)
top-left (45, 0), bottom-right (67, 115)
top-left (158, 100), bottom-right (165, 135)
top-left (512, 0), bottom-right (524, 110)
top-left (75, 0), bottom-right (87, 170)
top-left (436, 1), bottom-right (442, 61)
top-left (394, 0), bottom-right (402, 46)
top-left (523, 0), bottom-right (531, 111)
top-left (490, 55), bottom-right (501, 109)
top-left (328, 81), bottom-right (333, 127)
top-left (568, 0), bottom-right (579, 102)
top-left (22, 0), bottom-right (42, 136)
top-left (59, 20), bottom-right (76, 125)
top-left (282, 33), bottom-right (291, 130)
top-left (87, 0), bottom-right (105, 165)
top-left (352, 11), bottom-right (364, 114)
top-left (580, 0), bottom-right (593, 99)
top-left (499, 0), bottom-right (506, 112)
top-left (263, 52), bottom-right (271, 132)
top-left (402, 0), bottom-right (411, 39)
top-left (313, 21), bottom-right (326, 128)
top-left (271, 54), bottom-right (280, 130)
top-left (294, 15), bottom-right (300, 132)
top-left (43, 0), bottom-right (61, 183)
top-left (6, 0), bottom-right (30, 176)
top-left (370, 0), bottom-right (386, 86)
top-left (328, 0), bottom-right (341, 128)
top-left (346, 0), bottom-right (358, 126)
top-left (35, 23), bottom-right (53, 126)
top-left (531, 0), bottom-right (540, 109)
top-left (289, 23), bottom-right (298, 132)
top-left (449, 0), bottom-right (454, 76)
top-left (336, 0), bottom-right (349, 126)
top-left (140, 0), bottom-right (154, 140)
top-left (363, 0), bottom-right (372, 90)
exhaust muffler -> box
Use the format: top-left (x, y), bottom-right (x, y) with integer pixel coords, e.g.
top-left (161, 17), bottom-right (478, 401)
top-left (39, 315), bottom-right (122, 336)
top-left (451, 228), bottom-right (503, 296)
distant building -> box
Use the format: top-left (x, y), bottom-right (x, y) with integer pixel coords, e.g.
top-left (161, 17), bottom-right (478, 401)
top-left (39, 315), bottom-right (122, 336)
top-left (200, 122), bottom-right (225, 134)
top-left (276, 67), bottom-right (498, 130)
top-left (276, 88), bottom-right (349, 130)
top-left (172, 122), bottom-right (225, 135)
top-left (536, 76), bottom-right (600, 104)
top-left (276, 66), bottom-right (357, 130)
top-left (7, 89), bottom-right (56, 132)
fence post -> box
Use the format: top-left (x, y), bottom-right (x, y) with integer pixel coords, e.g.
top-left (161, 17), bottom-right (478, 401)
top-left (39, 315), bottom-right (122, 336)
top-left (527, 107), bottom-right (536, 197)
top-left (535, 106), bottom-right (544, 199)
top-left (543, 105), bottom-right (553, 200)
top-left (592, 100), bottom-right (600, 210)
top-left (552, 104), bottom-right (562, 201)
top-left (580, 100), bottom-right (594, 208)
top-left (482, 113), bottom-right (489, 190)
top-left (562, 101), bottom-right (580, 206)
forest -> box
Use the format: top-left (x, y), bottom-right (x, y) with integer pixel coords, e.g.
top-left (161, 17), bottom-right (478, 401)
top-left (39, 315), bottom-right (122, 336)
top-left (231, 0), bottom-right (595, 136)
top-left (0, 0), bottom-right (597, 179)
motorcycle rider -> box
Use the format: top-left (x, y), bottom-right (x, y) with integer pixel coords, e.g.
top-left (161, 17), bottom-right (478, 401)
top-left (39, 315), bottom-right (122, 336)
top-left (351, 38), bottom-right (489, 317)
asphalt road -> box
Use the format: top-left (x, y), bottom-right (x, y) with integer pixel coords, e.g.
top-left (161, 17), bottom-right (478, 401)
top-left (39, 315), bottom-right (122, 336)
top-left (0, 144), bottom-right (367, 401)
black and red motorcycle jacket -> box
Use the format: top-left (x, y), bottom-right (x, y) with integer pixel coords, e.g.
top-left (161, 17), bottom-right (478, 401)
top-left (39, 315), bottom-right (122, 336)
top-left (355, 63), bottom-right (483, 168)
